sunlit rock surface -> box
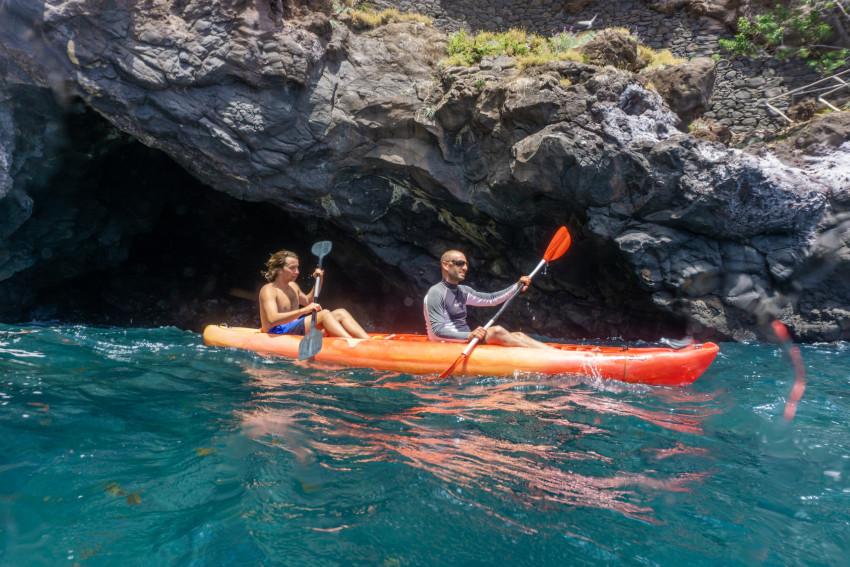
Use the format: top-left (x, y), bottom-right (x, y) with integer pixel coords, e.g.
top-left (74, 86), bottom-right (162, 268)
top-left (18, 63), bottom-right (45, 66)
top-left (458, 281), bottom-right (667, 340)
top-left (1, 0), bottom-right (849, 341)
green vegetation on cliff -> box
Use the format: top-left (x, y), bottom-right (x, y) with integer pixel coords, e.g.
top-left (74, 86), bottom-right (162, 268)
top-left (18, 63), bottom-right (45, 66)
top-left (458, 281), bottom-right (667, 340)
top-left (442, 27), bottom-right (683, 71)
top-left (718, 0), bottom-right (849, 73)
top-left (333, 1), bottom-right (432, 28)
top-left (333, 5), bottom-right (683, 73)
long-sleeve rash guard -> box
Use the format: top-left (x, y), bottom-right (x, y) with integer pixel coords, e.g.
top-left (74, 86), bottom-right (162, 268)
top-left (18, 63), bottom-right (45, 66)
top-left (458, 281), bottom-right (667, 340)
top-left (423, 279), bottom-right (516, 342)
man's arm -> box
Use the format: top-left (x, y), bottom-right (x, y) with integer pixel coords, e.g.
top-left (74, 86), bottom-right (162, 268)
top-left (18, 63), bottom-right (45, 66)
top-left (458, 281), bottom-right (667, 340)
top-left (464, 283), bottom-right (517, 307)
top-left (260, 286), bottom-right (317, 327)
top-left (298, 268), bottom-right (324, 305)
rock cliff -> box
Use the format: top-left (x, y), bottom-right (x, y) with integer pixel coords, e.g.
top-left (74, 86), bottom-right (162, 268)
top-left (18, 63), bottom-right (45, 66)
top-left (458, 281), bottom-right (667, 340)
top-left (1, 0), bottom-right (849, 341)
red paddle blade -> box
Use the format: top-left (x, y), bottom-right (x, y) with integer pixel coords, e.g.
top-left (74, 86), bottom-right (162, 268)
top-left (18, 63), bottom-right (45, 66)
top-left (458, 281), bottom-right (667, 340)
top-left (543, 226), bottom-right (571, 262)
top-left (438, 352), bottom-right (466, 378)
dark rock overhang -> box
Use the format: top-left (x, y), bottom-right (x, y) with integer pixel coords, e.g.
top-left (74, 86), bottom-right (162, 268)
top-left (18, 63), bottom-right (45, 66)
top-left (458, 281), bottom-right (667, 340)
top-left (1, 1), bottom-right (849, 342)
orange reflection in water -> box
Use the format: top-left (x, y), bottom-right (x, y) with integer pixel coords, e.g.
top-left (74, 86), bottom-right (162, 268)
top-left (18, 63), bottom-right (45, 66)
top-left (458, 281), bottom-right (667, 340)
top-left (393, 379), bottom-right (719, 436)
top-left (239, 366), bottom-right (717, 524)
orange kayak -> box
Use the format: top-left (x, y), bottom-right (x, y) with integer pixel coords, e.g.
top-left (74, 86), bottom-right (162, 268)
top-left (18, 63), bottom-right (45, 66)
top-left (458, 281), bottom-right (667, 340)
top-left (203, 325), bottom-right (718, 386)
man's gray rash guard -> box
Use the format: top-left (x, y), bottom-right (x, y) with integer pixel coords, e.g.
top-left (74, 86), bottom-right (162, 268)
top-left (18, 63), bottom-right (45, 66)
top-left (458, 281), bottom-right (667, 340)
top-left (423, 279), bottom-right (516, 342)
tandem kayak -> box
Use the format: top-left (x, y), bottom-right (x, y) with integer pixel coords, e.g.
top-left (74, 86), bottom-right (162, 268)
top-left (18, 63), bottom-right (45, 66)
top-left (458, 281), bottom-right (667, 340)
top-left (203, 325), bottom-right (718, 386)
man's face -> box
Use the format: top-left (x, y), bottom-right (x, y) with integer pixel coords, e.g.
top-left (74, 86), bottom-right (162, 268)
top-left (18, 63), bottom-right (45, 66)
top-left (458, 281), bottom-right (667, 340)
top-left (279, 257), bottom-right (299, 282)
top-left (443, 254), bottom-right (469, 283)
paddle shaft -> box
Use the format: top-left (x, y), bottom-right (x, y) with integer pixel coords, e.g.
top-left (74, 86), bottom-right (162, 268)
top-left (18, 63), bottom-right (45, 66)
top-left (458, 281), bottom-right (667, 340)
top-left (459, 258), bottom-right (548, 357)
top-left (297, 241), bottom-right (333, 360)
top-left (306, 257), bottom-right (325, 325)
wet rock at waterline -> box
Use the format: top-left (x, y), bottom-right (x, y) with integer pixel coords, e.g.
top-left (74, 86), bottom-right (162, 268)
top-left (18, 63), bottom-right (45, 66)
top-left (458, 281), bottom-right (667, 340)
top-left (1, 0), bottom-right (849, 341)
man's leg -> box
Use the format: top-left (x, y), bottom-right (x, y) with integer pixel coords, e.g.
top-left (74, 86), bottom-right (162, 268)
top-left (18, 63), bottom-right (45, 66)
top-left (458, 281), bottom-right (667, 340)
top-left (307, 310), bottom-right (353, 338)
top-left (331, 309), bottom-right (370, 339)
top-left (485, 325), bottom-right (556, 349)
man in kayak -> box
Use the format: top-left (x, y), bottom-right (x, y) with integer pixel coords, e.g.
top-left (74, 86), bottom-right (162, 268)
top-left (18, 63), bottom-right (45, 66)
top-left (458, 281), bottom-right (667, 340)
top-left (259, 249), bottom-right (369, 339)
top-left (424, 250), bottom-right (554, 348)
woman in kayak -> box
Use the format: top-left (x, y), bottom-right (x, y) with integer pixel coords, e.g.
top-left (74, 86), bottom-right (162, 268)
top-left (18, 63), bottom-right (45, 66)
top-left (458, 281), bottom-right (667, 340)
top-left (423, 250), bottom-right (554, 349)
top-left (259, 249), bottom-right (369, 339)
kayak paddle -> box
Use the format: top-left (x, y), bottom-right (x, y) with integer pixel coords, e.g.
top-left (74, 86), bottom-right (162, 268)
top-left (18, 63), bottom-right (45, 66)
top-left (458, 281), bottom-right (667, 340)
top-left (297, 240), bottom-right (333, 360)
top-left (437, 226), bottom-right (571, 378)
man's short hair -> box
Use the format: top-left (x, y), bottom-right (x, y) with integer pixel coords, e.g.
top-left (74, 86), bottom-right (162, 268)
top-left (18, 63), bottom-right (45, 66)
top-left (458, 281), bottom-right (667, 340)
top-left (441, 250), bottom-right (463, 262)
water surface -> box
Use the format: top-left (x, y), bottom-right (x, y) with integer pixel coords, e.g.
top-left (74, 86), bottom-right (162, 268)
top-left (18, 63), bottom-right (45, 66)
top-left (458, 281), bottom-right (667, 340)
top-left (1, 325), bottom-right (848, 566)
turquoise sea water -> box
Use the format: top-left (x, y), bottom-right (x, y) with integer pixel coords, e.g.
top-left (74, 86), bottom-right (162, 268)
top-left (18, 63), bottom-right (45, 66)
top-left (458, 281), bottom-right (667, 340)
top-left (1, 324), bottom-right (848, 566)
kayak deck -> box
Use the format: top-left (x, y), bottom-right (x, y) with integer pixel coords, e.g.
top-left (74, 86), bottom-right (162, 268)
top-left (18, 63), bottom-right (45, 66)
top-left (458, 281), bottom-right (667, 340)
top-left (203, 326), bottom-right (718, 387)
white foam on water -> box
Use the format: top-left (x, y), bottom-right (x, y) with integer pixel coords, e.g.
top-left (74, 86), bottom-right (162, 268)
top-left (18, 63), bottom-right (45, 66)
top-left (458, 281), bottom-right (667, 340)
top-left (0, 347), bottom-right (45, 358)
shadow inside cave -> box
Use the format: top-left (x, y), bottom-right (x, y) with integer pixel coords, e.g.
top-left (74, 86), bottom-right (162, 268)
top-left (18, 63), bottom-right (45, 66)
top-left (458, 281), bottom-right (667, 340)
top-left (1, 90), bottom-right (690, 341)
top-left (1, 95), bottom-right (422, 333)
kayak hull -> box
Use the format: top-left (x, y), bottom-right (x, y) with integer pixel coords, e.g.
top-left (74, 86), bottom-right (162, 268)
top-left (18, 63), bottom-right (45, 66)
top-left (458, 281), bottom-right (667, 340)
top-left (202, 326), bottom-right (718, 387)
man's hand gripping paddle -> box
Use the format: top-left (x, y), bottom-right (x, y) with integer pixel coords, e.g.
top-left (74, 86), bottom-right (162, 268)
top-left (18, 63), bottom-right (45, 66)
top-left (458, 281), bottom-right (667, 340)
top-left (437, 226), bottom-right (572, 379)
top-left (297, 240), bottom-right (333, 360)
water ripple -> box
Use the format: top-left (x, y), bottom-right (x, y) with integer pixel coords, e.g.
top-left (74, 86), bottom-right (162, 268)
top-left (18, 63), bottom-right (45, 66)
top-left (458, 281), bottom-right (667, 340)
top-left (2, 325), bottom-right (849, 565)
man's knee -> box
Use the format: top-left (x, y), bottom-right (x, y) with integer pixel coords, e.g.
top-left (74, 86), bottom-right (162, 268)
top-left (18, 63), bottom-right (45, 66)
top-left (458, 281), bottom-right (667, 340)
top-left (488, 325), bottom-right (509, 339)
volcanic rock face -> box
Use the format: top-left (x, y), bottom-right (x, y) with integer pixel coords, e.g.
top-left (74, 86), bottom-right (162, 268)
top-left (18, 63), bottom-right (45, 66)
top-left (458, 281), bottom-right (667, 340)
top-left (642, 57), bottom-right (717, 124)
top-left (1, 0), bottom-right (849, 341)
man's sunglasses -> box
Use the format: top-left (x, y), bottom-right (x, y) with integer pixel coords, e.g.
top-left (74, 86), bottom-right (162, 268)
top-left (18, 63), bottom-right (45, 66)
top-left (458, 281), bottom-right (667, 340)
top-left (447, 260), bottom-right (467, 267)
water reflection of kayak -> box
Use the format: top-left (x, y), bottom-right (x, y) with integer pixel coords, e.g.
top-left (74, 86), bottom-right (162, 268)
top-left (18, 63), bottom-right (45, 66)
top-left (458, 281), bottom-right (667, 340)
top-left (203, 325), bottom-right (719, 387)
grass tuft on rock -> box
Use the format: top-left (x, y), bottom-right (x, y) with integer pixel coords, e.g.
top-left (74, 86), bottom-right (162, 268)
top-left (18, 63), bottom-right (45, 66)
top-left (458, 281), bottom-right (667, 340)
top-left (341, 4), bottom-right (432, 29)
top-left (442, 26), bottom-right (684, 71)
top-left (640, 46), bottom-right (685, 70)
